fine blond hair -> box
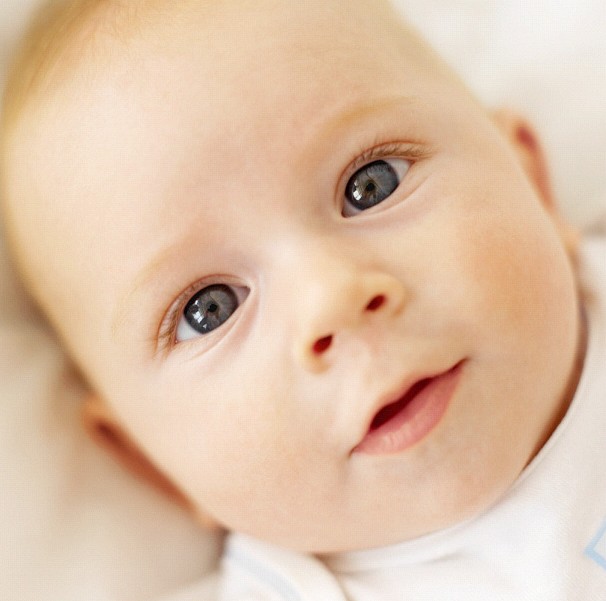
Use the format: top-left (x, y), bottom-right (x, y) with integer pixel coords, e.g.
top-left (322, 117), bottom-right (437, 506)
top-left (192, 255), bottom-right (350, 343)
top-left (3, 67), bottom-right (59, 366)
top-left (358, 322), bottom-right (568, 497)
top-left (0, 0), bottom-right (184, 139)
top-left (3, 0), bottom-right (112, 133)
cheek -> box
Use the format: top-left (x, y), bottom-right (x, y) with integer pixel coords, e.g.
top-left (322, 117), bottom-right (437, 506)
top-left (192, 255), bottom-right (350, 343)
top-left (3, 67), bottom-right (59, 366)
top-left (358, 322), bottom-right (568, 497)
top-left (405, 166), bottom-right (577, 370)
top-left (448, 201), bottom-right (579, 405)
top-left (454, 184), bottom-right (569, 312)
top-left (132, 359), bottom-right (304, 507)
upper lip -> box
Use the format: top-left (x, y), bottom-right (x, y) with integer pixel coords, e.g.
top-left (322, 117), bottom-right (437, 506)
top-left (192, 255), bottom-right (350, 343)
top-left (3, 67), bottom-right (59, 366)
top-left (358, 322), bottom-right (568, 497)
top-left (353, 361), bottom-right (461, 449)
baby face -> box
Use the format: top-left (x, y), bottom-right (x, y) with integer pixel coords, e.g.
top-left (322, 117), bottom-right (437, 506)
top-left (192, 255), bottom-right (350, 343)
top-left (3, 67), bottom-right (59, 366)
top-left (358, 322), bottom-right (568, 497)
top-left (5, 0), bottom-right (582, 552)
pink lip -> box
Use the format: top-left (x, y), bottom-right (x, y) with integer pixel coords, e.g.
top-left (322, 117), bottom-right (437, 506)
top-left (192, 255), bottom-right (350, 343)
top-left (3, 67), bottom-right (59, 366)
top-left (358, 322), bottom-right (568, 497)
top-left (353, 360), bottom-right (465, 455)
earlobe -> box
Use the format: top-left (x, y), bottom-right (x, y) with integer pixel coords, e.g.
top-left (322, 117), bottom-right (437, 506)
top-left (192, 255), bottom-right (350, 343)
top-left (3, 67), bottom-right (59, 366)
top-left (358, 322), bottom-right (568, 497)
top-left (81, 394), bottom-right (223, 531)
top-left (81, 394), bottom-right (193, 511)
top-left (82, 395), bottom-right (130, 458)
top-left (491, 109), bottom-right (555, 211)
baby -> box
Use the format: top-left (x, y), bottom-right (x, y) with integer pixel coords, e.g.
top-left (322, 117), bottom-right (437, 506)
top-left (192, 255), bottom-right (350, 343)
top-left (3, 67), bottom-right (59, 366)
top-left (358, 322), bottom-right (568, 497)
top-left (1, 0), bottom-right (605, 598)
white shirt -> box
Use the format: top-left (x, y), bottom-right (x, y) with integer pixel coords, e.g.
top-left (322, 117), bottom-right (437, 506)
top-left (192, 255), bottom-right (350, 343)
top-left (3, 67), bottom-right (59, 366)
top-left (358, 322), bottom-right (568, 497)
top-left (176, 237), bottom-right (606, 601)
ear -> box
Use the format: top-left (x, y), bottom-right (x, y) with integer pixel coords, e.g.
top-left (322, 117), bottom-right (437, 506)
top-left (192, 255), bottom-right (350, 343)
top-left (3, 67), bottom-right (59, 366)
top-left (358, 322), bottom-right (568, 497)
top-left (492, 109), bottom-right (555, 211)
top-left (82, 394), bottom-right (222, 530)
top-left (81, 394), bottom-right (193, 509)
top-left (491, 108), bottom-right (579, 255)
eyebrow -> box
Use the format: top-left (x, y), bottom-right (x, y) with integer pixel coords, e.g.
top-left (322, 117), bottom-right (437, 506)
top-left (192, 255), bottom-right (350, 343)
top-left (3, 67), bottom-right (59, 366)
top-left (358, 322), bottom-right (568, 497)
top-left (303, 94), bottom-right (416, 159)
top-left (111, 94), bottom-right (415, 340)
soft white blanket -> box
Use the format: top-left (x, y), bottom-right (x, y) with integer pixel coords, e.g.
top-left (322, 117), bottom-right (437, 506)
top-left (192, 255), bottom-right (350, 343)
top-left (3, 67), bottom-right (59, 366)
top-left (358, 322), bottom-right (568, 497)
top-left (1, 1), bottom-right (605, 599)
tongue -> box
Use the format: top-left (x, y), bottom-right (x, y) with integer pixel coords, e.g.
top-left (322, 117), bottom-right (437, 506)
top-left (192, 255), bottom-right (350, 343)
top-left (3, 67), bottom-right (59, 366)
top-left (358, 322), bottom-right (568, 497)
top-left (370, 377), bottom-right (432, 431)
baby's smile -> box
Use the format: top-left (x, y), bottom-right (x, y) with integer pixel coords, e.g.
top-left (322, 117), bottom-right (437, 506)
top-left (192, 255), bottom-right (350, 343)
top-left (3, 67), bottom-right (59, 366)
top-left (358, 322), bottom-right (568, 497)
top-left (354, 360), bottom-right (466, 455)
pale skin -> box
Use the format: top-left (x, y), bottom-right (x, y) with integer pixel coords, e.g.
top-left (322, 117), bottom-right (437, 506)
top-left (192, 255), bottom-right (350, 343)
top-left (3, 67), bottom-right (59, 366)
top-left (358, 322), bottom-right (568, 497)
top-left (2, 0), bottom-right (584, 554)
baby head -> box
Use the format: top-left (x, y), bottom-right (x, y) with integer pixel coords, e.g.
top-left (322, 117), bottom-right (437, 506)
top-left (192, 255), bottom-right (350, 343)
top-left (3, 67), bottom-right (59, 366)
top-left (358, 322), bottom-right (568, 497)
top-left (1, 0), bottom-right (584, 554)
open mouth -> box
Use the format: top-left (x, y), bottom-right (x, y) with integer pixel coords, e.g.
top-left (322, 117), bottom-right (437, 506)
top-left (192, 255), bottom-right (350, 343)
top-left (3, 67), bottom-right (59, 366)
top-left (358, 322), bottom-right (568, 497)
top-left (354, 361), bottom-right (464, 455)
top-left (369, 377), bottom-right (433, 431)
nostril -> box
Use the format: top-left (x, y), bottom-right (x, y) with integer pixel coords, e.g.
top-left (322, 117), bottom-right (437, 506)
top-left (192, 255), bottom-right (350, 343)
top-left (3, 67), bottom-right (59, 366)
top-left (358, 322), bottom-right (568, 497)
top-left (313, 335), bottom-right (333, 355)
top-left (366, 294), bottom-right (386, 312)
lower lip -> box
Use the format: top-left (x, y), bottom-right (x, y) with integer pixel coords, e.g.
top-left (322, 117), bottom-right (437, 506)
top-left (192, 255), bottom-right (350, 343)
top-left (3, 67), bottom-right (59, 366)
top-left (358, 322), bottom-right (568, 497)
top-left (353, 361), bottom-right (465, 455)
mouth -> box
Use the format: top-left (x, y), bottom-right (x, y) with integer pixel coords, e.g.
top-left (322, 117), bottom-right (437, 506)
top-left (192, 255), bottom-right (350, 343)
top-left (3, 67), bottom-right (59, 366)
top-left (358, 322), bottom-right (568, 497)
top-left (353, 360), bottom-right (465, 455)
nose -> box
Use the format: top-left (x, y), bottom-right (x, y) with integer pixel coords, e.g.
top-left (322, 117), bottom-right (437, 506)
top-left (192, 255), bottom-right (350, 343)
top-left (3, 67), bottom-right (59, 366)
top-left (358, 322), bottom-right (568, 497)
top-left (292, 252), bottom-right (407, 373)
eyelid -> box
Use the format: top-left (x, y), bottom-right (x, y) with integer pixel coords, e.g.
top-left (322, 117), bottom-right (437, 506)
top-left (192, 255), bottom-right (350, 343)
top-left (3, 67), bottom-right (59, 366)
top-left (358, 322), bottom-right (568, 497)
top-left (338, 141), bottom-right (430, 207)
top-left (157, 276), bottom-right (245, 352)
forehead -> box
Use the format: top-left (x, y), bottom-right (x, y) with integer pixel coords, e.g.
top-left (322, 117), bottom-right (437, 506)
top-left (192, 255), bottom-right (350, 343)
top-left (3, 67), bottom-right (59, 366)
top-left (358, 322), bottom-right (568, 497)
top-left (18, 0), bottom-right (449, 230)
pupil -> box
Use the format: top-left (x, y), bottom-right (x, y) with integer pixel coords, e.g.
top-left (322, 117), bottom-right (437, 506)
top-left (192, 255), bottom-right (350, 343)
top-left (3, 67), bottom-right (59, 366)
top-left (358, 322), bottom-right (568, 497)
top-left (182, 284), bottom-right (239, 336)
top-left (365, 181), bottom-right (376, 193)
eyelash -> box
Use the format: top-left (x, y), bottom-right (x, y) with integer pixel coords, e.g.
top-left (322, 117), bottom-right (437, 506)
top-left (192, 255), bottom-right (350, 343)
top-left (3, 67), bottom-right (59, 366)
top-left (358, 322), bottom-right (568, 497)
top-left (157, 140), bottom-right (429, 351)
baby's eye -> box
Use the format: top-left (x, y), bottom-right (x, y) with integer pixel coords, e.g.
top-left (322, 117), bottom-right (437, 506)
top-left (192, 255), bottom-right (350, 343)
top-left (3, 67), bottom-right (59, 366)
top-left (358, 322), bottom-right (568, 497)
top-left (176, 284), bottom-right (240, 342)
top-left (344, 158), bottom-right (410, 215)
